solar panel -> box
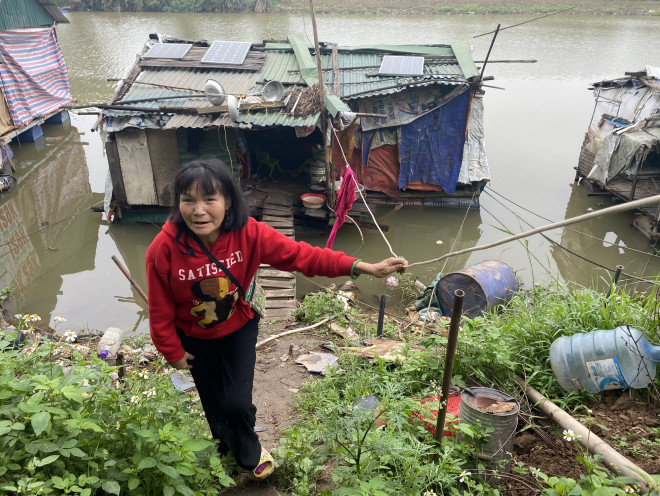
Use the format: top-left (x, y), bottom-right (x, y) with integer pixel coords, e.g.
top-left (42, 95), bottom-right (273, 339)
top-left (201, 41), bottom-right (251, 65)
top-left (378, 55), bottom-right (425, 76)
top-left (143, 43), bottom-right (193, 60)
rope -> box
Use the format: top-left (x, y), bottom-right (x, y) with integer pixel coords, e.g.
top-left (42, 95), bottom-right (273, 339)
top-left (484, 190), bottom-right (659, 285)
top-left (331, 126), bottom-right (399, 257)
top-left (485, 187), bottom-right (660, 261)
top-left (0, 200), bottom-right (104, 249)
top-left (406, 194), bottom-right (660, 268)
top-left (418, 190), bottom-right (478, 334)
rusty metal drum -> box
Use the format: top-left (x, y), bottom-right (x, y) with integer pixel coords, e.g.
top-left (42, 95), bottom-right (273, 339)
top-left (436, 260), bottom-right (519, 318)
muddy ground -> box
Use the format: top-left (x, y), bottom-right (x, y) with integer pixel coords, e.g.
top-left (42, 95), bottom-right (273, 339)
top-left (276, 0), bottom-right (659, 15)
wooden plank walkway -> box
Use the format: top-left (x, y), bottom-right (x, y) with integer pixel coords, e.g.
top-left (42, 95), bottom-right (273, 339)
top-left (257, 192), bottom-right (297, 320)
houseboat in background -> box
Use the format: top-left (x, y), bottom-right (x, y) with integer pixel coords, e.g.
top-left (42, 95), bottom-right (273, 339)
top-left (98, 33), bottom-right (490, 224)
top-left (0, 0), bottom-right (71, 181)
top-left (575, 66), bottom-right (660, 242)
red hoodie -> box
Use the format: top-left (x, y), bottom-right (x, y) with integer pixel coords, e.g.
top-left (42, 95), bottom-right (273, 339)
top-left (146, 218), bottom-right (357, 362)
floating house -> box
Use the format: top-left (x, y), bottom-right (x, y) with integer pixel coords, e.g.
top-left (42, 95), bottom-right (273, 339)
top-left (575, 66), bottom-right (660, 242)
top-left (0, 0), bottom-right (71, 174)
top-left (99, 34), bottom-right (490, 221)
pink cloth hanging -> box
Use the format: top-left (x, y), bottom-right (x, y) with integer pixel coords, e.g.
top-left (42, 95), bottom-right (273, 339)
top-left (325, 166), bottom-right (357, 249)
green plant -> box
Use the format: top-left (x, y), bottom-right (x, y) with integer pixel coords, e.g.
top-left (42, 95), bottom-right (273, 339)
top-left (276, 350), bottom-right (501, 495)
top-left (0, 287), bottom-right (12, 303)
top-left (294, 288), bottom-right (355, 326)
top-left (0, 335), bottom-right (234, 495)
top-left (272, 426), bottom-right (327, 496)
top-left (528, 412), bottom-right (648, 495)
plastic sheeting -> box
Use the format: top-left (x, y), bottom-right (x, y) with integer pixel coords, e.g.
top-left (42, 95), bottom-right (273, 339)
top-left (590, 120), bottom-right (660, 185)
top-left (398, 88), bottom-right (470, 193)
top-left (457, 93), bottom-right (490, 184)
top-left (0, 27), bottom-right (71, 129)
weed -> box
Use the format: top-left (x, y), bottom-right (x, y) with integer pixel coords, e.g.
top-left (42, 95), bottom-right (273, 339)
top-left (0, 287), bottom-right (12, 303)
top-left (294, 288), bottom-right (356, 326)
top-left (532, 423), bottom-right (643, 495)
top-left (122, 333), bottom-right (153, 349)
top-left (0, 333), bottom-right (234, 495)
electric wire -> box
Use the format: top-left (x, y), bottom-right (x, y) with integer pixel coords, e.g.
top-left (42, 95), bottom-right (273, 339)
top-left (485, 187), bottom-right (660, 260)
top-left (406, 194), bottom-right (660, 268)
top-left (484, 189), bottom-right (659, 285)
top-left (0, 200), bottom-right (104, 249)
top-left (479, 203), bottom-right (552, 275)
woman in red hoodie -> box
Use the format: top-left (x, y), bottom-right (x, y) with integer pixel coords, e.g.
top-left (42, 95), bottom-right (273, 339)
top-left (146, 157), bottom-right (407, 479)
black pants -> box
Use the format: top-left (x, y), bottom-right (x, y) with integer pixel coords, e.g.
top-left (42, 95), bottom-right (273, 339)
top-left (177, 316), bottom-right (261, 470)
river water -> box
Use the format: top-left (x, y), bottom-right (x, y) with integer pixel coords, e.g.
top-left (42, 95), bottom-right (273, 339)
top-left (1, 12), bottom-right (658, 334)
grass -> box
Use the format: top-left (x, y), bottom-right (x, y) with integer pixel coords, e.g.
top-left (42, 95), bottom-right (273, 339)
top-left (270, 280), bottom-right (660, 494)
top-left (1, 279), bottom-right (658, 494)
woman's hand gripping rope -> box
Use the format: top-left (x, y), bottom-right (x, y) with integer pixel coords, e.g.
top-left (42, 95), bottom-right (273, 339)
top-left (354, 257), bottom-right (408, 278)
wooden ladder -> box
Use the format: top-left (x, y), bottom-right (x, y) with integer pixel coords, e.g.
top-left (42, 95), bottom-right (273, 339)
top-left (258, 192), bottom-right (297, 320)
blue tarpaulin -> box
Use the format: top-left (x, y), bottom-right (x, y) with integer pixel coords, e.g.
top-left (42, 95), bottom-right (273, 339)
top-left (397, 88), bottom-right (470, 193)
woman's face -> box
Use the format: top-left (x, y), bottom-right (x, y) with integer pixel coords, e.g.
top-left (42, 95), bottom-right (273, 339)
top-left (179, 182), bottom-right (230, 246)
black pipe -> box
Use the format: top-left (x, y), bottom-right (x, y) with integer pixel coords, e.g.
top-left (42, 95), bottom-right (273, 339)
top-left (377, 295), bottom-right (386, 338)
top-left (434, 289), bottom-right (464, 442)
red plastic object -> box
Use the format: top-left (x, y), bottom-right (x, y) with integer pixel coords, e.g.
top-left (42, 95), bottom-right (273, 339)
top-left (411, 393), bottom-right (461, 437)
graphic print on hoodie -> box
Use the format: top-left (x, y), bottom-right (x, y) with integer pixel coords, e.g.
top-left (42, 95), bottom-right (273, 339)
top-left (190, 275), bottom-right (240, 328)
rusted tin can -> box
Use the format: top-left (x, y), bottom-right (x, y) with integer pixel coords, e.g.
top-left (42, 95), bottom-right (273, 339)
top-left (459, 387), bottom-right (520, 472)
top-left (436, 260), bottom-right (518, 318)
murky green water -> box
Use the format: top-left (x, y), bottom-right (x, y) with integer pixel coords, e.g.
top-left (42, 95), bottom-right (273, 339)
top-left (1, 12), bottom-right (658, 333)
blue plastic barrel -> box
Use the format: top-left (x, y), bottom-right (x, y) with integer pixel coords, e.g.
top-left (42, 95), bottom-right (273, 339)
top-left (435, 260), bottom-right (519, 318)
top-left (549, 326), bottom-right (660, 394)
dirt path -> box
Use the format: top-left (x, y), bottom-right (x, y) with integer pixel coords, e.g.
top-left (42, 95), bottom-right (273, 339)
top-left (220, 317), bottom-right (326, 495)
top-left (277, 0), bottom-right (659, 15)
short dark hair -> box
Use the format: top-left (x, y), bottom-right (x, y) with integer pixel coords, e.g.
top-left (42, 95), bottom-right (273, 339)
top-left (169, 157), bottom-right (249, 231)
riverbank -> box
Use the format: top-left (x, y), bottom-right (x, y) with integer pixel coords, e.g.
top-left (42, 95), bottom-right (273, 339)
top-left (276, 0), bottom-right (659, 15)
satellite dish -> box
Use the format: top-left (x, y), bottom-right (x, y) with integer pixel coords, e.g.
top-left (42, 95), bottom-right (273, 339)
top-left (227, 95), bottom-right (239, 121)
top-left (262, 80), bottom-right (284, 102)
top-left (205, 79), bottom-right (226, 106)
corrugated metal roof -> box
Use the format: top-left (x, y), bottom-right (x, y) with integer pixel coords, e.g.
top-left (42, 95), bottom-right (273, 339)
top-left (263, 45), bottom-right (467, 99)
top-left (37, 0), bottom-right (69, 24)
top-left (103, 41), bottom-right (472, 129)
top-left (331, 52), bottom-right (465, 100)
top-left (104, 54), bottom-right (319, 128)
top-left (0, 0), bottom-right (66, 30)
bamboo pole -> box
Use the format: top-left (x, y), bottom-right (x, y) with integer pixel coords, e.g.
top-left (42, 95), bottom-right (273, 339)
top-left (112, 255), bottom-right (149, 304)
top-left (513, 375), bottom-right (653, 492)
top-left (407, 194), bottom-right (660, 268)
top-left (479, 24), bottom-right (500, 81)
top-left (255, 317), bottom-right (332, 349)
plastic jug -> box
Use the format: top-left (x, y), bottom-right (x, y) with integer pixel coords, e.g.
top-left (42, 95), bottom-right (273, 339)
top-left (549, 326), bottom-right (660, 393)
